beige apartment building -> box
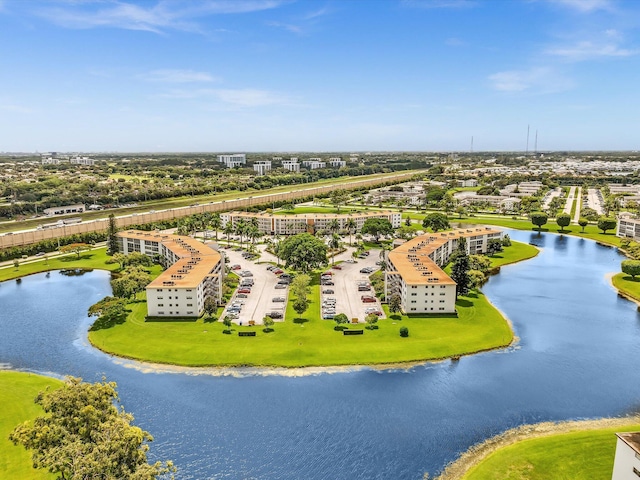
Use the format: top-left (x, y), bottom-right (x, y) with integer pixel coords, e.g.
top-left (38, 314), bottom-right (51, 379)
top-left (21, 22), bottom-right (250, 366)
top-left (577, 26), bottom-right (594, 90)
top-left (385, 227), bottom-right (502, 314)
top-left (221, 210), bottom-right (402, 236)
top-left (117, 230), bottom-right (224, 318)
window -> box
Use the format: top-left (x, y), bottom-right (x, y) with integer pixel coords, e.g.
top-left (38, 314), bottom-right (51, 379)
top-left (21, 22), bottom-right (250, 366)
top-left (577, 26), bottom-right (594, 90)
top-left (187, 304), bottom-right (193, 307)
top-left (158, 304), bottom-right (164, 307)
top-left (158, 311), bottom-right (164, 315)
top-left (410, 308), bottom-right (416, 311)
top-left (411, 300), bottom-right (416, 304)
top-left (411, 293), bottom-right (417, 296)
top-left (633, 467), bottom-right (640, 477)
top-left (157, 296), bottom-right (163, 299)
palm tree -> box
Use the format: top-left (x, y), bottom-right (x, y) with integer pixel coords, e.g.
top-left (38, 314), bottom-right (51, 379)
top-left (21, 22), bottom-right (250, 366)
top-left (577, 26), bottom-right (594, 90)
top-left (223, 222), bottom-right (234, 246)
top-left (234, 219), bottom-right (247, 248)
top-left (328, 233), bottom-right (341, 265)
top-left (209, 213), bottom-right (222, 241)
top-left (345, 218), bottom-right (356, 245)
top-left (328, 218), bottom-right (340, 235)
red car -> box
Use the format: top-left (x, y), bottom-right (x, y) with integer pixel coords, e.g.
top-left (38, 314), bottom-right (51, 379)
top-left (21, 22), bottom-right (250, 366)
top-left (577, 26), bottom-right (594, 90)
top-left (238, 288), bottom-right (251, 294)
top-left (331, 265), bottom-right (342, 270)
top-left (231, 264), bottom-right (242, 270)
top-left (273, 269), bottom-right (284, 275)
top-left (361, 296), bottom-right (376, 303)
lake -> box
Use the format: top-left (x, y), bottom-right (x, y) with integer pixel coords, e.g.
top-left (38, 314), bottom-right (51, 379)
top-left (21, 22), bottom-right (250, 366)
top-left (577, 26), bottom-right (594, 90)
top-left (2, 229), bottom-right (639, 479)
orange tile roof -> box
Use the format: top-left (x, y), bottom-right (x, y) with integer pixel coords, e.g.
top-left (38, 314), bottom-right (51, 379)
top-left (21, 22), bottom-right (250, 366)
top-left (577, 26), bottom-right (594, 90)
top-left (118, 230), bottom-right (221, 289)
top-left (388, 227), bottom-right (501, 286)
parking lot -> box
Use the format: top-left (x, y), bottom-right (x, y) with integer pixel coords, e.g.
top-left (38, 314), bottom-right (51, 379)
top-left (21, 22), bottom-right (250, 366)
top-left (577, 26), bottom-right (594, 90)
top-left (320, 249), bottom-right (386, 323)
top-left (221, 247), bottom-right (287, 325)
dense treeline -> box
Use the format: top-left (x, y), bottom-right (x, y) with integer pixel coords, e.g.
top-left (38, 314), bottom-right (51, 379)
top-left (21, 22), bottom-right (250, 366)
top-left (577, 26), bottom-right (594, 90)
top-left (0, 231), bottom-right (107, 262)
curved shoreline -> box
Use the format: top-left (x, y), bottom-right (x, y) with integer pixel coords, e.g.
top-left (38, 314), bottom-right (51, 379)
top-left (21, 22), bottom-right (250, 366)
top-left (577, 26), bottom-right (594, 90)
top-left (434, 415), bottom-right (640, 480)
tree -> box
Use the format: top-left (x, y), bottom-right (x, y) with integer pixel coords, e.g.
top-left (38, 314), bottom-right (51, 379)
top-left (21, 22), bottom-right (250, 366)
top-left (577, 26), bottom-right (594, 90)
top-left (388, 294), bottom-right (402, 315)
top-left (107, 214), bottom-right (118, 255)
top-left (279, 233), bottom-right (327, 272)
top-left (450, 237), bottom-right (470, 296)
top-left (578, 217), bottom-right (589, 232)
top-left (223, 222), bottom-right (234, 245)
top-left (328, 233), bottom-right (341, 265)
top-left (60, 242), bottom-right (91, 259)
top-left (486, 238), bottom-right (503, 256)
top-left (293, 297), bottom-right (309, 317)
top-left (556, 213), bottom-right (571, 232)
top-left (468, 269), bottom-right (487, 289)
top-left (290, 274), bottom-right (310, 300)
top-left (345, 218), bottom-right (357, 245)
top-left (361, 218), bottom-right (394, 242)
top-left (399, 326), bottom-right (409, 337)
top-left (455, 206), bottom-right (467, 219)
top-left (333, 313), bottom-right (348, 330)
top-left (9, 377), bottom-right (174, 480)
top-left (622, 260), bottom-right (640, 279)
top-left (405, 216), bottom-right (412, 227)
top-left (597, 216), bottom-right (616, 234)
top-left (263, 315), bottom-right (275, 332)
top-left (203, 296), bottom-right (217, 320)
top-left (530, 211), bottom-right (548, 231)
top-left (422, 212), bottom-right (450, 232)
top-left (209, 212), bottom-right (222, 241)
top-left (328, 218), bottom-right (340, 235)
top-left (13, 259), bottom-right (19, 269)
top-left (330, 189), bottom-right (349, 212)
top-left (222, 315), bottom-right (233, 333)
top-left (365, 313), bottom-right (378, 329)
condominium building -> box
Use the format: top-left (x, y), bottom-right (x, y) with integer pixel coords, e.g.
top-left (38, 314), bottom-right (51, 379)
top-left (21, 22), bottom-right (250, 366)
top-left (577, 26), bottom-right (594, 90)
top-left (329, 158), bottom-right (346, 168)
top-left (220, 210), bottom-right (402, 236)
top-left (41, 157), bottom-right (60, 165)
top-left (253, 160), bottom-right (272, 176)
top-left (70, 156), bottom-right (96, 166)
top-left (385, 227), bottom-right (502, 314)
top-left (612, 432), bottom-right (640, 480)
top-left (217, 154), bottom-right (247, 168)
top-left (281, 160), bottom-right (300, 172)
top-left (117, 230), bottom-right (224, 318)
top-left (617, 212), bottom-right (640, 241)
top-left (457, 179), bottom-right (478, 187)
top-left (302, 159), bottom-right (326, 169)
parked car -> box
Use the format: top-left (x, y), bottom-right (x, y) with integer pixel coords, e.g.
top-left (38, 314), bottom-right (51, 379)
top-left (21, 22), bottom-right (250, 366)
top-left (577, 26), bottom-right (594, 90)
top-left (358, 285), bottom-right (371, 291)
top-left (267, 266), bottom-right (276, 271)
top-left (238, 288), bottom-right (251, 294)
top-left (274, 284), bottom-right (287, 289)
top-left (365, 308), bottom-right (383, 316)
top-left (240, 271), bottom-right (253, 277)
top-left (332, 265), bottom-right (342, 270)
top-left (360, 267), bottom-right (374, 274)
top-left (361, 296), bottom-right (376, 303)
top-left (321, 281), bottom-right (334, 286)
top-left (345, 259), bottom-right (356, 264)
top-left (237, 293), bottom-right (248, 298)
top-left (231, 264), bottom-right (241, 270)
top-left (278, 279), bottom-right (291, 285)
top-left (36, 252), bottom-right (46, 257)
top-left (322, 313), bottom-right (335, 319)
top-left (268, 311), bottom-right (283, 319)
top-left (323, 271), bottom-right (333, 276)
top-left (273, 269), bottom-right (284, 275)
top-left (322, 289), bottom-right (334, 294)
top-left (272, 297), bottom-right (286, 302)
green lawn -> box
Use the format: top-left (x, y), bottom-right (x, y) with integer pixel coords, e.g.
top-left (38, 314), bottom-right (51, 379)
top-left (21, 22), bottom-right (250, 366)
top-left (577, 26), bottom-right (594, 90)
top-left (0, 248), bottom-right (118, 282)
top-left (0, 371), bottom-right (62, 480)
top-left (461, 424), bottom-right (640, 480)
top-left (611, 273), bottom-right (640, 302)
top-left (489, 241), bottom-right (539, 268)
top-left (89, 287), bottom-right (513, 367)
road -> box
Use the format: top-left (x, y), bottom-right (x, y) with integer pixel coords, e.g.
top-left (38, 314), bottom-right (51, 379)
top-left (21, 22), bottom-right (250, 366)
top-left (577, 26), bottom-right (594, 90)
top-left (563, 186), bottom-right (577, 215)
top-left (586, 188), bottom-right (605, 215)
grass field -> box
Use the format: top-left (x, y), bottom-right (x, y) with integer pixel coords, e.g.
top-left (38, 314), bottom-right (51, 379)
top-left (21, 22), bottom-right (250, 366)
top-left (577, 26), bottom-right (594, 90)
top-left (488, 241), bottom-right (539, 268)
top-left (0, 371), bottom-right (61, 480)
top-left (0, 247), bottom-right (118, 282)
top-left (89, 286), bottom-right (513, 367)
top-left (611, 273), bottom-right (640, 303)
top-left (459, 423), bottom-right (640, 480)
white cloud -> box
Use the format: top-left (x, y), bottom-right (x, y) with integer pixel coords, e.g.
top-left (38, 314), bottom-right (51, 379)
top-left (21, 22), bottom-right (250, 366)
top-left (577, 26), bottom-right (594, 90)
top-left (543, 0), bottom-right (614, 13)
top-left (488, 67), bottom-right (573, 94)
top-left (546, 40), bottom-right (637, 60)
top-left (138, 69), bottom-right (219, 83)
top-left (36, 0), bottom-right (289, 33)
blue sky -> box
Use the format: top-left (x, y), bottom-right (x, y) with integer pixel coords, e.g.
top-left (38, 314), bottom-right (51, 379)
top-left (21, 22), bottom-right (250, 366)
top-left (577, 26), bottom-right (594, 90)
top-left (0, 0), bottom-right (639, 152)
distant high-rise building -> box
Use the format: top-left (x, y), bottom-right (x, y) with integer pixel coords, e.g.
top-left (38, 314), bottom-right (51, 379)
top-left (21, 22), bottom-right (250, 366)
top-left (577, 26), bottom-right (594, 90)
top-left (253, 160), bottom-right (272, 176)
top-left (282, 159), bottom-right (300, 172)
top-left (217, 154), bottom-right (247, 168)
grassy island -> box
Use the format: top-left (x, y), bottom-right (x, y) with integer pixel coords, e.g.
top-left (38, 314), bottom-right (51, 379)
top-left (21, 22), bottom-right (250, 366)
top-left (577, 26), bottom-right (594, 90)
top-left (435, 418), bottom-right (640, 480)
top-left (0, 371), bottom-right (61, 479)
top-left (611, 272), bottom-right (640, 304)
top-left (0, 238), bottom-right (537, 368)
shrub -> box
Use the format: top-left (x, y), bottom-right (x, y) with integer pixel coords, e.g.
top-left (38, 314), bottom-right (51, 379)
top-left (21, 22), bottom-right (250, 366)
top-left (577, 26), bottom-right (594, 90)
top-left (399, 326), bottom-right (409, 337)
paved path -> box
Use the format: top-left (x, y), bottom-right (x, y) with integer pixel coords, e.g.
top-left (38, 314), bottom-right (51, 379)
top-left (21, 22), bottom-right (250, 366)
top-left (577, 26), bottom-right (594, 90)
top-left (572, 186), bottom-right (582, 223)
top-left (563, 186), bottom-right (577, 215)
top-left (586, 188), bottom-right (605, 215)
top-left (542, 187), bottom-right (562, 210)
